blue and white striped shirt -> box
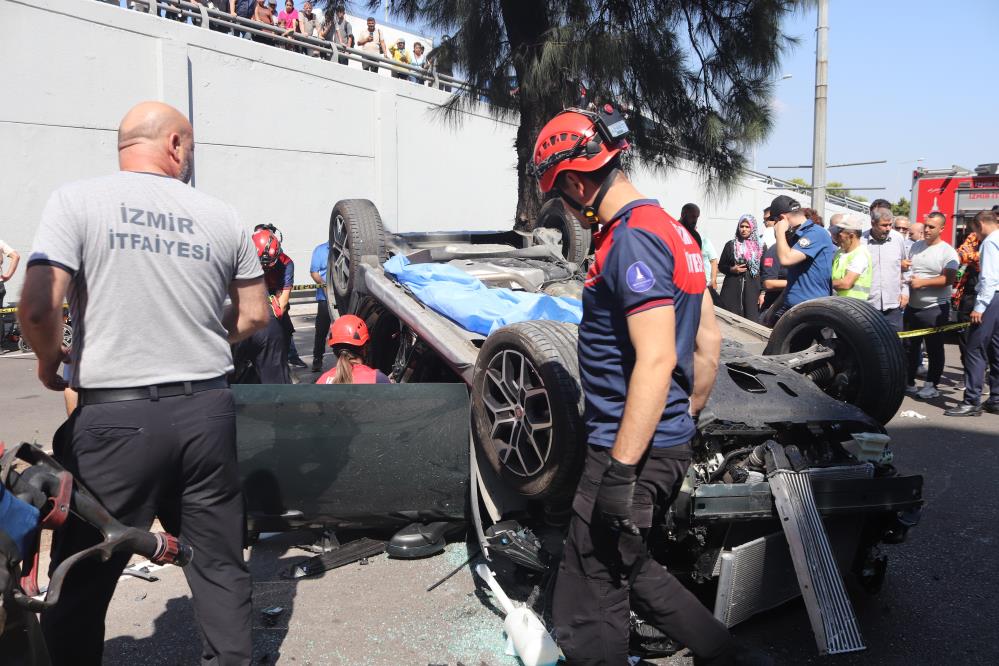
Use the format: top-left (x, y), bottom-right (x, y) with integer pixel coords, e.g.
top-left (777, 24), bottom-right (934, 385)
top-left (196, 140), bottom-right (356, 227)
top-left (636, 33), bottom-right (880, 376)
top-left (976, 229), bottom-right (999, 313)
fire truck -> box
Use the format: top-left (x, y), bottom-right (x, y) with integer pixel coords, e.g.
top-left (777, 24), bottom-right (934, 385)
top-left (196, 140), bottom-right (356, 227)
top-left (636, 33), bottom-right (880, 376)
top-left (911, 163), bottom-right (999, 244)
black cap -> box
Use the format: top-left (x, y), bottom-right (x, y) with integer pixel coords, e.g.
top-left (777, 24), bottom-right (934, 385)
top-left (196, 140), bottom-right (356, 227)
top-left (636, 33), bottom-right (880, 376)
top-left (767, 195), bottom-right (801, 221)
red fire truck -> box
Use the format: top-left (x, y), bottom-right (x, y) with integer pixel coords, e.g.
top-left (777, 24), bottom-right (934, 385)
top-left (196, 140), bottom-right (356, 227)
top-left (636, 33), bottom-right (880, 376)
top-left (911, 163), bottom-right (999, 244)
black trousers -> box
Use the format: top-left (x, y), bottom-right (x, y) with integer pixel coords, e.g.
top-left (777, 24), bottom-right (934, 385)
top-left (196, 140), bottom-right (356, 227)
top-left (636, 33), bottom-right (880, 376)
top-left (961, 297), bottom-right (999, 406)
top-left (879, 306), bottom-right (903, 333)
top-left (0, 281), bottom-right (7, 338)
top-left (904, 303), bottom-right (949, 386)
top-left (552, 445), bottom-right (731, 665)
top-left (234, 314), bottom-right (290, 384)
top-left (41, 389), bottom-right (252, 666)
top-left (312, 301), bottom-right (333, 367)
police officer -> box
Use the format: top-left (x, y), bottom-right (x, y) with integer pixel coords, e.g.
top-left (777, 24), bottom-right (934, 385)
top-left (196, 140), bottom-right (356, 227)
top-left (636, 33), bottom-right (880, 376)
top-left (232, 229), bottom-right (294, 384)
top-left (18, 101), bottom-right (269, 665)
top-left (763, 194), bottom-right (834, 325)
top-left (532, 107), bottom-right (768, 665)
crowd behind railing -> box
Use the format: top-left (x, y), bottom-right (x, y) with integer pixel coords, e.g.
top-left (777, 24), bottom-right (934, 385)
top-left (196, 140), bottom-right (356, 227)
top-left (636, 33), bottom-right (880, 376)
top-left (105, 0), bottom-right (462, 90)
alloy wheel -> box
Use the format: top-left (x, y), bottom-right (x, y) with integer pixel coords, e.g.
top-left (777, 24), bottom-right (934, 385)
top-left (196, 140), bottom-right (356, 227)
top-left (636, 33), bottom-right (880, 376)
top-left (481, 349), bottom-right (554, 477)
top-left (330, 213), bottom-right (351, 293)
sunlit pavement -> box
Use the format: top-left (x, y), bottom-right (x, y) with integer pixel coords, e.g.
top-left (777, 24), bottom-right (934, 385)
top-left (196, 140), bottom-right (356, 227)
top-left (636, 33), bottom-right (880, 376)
top-left (3, 312), bottom-right (996, 664)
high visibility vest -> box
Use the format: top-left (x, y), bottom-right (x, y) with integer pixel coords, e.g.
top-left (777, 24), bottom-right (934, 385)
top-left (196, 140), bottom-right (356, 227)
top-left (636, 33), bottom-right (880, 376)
top-left (832, 245), bottom-right (873, 300)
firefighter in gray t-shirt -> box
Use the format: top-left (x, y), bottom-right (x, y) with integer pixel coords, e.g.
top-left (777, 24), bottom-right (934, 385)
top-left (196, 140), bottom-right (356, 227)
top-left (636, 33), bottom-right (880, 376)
top-left (19, 101), bottom-right (270, 665)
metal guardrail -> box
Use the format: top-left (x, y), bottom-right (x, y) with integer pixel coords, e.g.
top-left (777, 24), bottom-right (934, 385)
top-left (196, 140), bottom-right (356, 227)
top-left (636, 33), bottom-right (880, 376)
top-left (742, 167), bottom-right (871, 214)
top-left (129, 0), bottom-right (467, 89)
top-left (125, 0), bottom-right (870, 215)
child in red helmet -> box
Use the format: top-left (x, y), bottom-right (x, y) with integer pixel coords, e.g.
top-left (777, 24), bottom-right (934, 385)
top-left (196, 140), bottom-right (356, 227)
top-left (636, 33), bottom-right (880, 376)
top-left (315, 315), bottom-right (391, 384)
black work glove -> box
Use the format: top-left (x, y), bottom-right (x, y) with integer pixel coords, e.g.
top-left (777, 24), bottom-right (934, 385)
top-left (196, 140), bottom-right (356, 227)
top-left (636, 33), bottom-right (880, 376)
top-left (595, 457), bottom-right (640, 535)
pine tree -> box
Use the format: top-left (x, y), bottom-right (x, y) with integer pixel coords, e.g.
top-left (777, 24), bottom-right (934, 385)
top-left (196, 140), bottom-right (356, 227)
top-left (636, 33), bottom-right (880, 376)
top-left (349, 1), bottom-right (801, 228)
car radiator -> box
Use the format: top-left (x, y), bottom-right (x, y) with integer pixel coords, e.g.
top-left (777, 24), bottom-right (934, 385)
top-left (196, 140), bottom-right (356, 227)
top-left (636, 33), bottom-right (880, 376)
top-left (713, 456), bottom-right (869, 655)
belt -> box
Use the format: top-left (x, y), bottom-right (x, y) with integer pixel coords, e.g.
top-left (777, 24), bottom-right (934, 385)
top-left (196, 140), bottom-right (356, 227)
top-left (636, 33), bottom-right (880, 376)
top-left (78, 376), bottom-right (229, 406)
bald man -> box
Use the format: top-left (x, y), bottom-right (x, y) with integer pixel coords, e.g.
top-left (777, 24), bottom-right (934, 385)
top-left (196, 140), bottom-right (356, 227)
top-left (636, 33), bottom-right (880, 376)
top-left (19, 101), bottom-right (268, 665)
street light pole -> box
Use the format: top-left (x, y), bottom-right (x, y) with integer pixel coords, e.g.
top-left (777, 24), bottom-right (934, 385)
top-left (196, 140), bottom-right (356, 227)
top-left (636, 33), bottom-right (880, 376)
top-left (811, 0), bottom-right (829, 219)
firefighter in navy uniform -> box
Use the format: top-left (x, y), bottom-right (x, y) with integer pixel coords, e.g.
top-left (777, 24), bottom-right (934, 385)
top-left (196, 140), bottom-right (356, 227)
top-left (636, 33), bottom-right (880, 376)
top-left (315, 315), bottom-right (392, 384)
top-left (532, 107), bottom-right (771, 665)
top-left (17, 101), bottom-right (269, 665)
top-left (232, 229), bottom-right (294, 384)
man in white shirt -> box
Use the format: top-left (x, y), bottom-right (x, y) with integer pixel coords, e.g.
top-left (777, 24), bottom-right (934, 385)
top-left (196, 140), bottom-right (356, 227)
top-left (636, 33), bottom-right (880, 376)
top-left (0, 238), bottom-right (20, 342)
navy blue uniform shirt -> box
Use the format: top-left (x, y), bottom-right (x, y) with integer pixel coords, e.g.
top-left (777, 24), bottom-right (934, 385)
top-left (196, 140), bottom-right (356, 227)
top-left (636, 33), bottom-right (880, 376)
top-left (578, 200), bottom-right (706, 448)
top-left (263, 253), bottom-right (294, 297)
top-left (784, 220), bottom-right (833, 306)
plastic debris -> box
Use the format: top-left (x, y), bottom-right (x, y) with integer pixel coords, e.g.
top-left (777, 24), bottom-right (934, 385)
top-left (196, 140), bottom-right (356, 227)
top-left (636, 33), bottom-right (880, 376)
top-left (261, 606), bottom-right (284, 627)
top-left (475, 563), bottom-right (559, 666)
top-left (898, 410), bottom-right (927, 419)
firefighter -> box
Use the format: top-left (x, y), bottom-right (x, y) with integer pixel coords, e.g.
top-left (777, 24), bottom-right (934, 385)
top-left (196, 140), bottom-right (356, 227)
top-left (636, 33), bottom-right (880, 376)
top-left (316, 315), bottom-right (391, 384)
top-left (531, 106), bottom-right (769, 665)
top-left (17, 101), bottom-right (266, 665)
top-left (232, 229), bottom-right (293, 384)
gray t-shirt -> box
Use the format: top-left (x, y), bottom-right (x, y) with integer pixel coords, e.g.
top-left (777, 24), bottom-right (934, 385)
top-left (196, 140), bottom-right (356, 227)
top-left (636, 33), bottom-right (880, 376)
top-left (29, 171), bottom-right (262, 388)
top-left (908, 239), bottom-right (959, 310)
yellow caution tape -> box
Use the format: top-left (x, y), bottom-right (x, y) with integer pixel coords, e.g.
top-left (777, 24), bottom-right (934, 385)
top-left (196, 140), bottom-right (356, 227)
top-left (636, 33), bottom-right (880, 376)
top-left (897, 322), bottom-right (970, 339)
top-left (0, 303), bottom-right (68, 316)
top-left (0, 286), bottom-right (321, 315)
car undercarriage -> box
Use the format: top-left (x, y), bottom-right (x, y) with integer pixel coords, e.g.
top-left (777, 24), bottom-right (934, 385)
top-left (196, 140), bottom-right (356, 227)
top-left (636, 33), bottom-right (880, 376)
top-left (301, 198), bottom-right (926, 655)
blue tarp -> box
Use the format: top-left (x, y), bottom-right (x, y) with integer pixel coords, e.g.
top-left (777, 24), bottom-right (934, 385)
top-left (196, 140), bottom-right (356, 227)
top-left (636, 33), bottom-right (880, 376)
top-left (384, 255), bottom-right (582, 336)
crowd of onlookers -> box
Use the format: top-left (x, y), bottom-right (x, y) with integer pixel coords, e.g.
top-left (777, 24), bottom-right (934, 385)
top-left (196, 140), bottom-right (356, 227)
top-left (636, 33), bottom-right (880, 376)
top-left (684, 195), bottom-right (999, 417)
top-left (109, 1), bottom-right (451, 85)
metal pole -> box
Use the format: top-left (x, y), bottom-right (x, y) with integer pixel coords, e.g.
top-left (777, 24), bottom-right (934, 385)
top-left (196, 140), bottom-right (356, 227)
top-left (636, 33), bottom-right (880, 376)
top-left (811, 0), bottom-right (829, 220)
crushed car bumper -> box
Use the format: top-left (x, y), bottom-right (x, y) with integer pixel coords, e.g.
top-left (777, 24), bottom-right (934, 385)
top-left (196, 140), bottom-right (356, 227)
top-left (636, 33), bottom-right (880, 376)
top-left (689, 473), bottom-right (923, 523)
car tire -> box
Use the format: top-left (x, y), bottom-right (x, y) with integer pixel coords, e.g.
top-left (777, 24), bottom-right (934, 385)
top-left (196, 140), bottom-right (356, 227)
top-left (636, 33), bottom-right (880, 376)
top-left (327, 199), bottom-right (387, 315)
top-left (355, 297), bottom-right (401, 373)
top-left (535, 198), bottom-right (590, 266)
top-left (471, 320), bottom-right (585, 500)
top-left (764, 296), bottom-right (905, 424)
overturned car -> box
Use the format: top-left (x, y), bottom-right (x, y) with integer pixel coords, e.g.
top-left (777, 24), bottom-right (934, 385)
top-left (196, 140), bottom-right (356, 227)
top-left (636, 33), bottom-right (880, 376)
top-left (239, 199), bottom-right (922, 656)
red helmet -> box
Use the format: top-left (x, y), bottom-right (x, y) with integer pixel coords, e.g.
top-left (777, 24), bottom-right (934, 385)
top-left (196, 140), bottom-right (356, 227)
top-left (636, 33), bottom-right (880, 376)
top-left (531, 105), bottom-right (630, 193)
top-left (253, 229), bottom-right (281, 268)
top-left (327, 315), bottom-right (370, 349)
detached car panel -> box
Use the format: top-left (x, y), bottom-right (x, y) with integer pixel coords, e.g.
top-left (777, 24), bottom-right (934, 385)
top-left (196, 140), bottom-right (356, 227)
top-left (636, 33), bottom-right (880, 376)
top-left (234, 383), bottom-right (469, 533)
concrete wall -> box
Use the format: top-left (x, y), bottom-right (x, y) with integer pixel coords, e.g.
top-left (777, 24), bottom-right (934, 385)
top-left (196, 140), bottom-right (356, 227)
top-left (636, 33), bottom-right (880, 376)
top-left (0, 0), bottom-right (857, 300)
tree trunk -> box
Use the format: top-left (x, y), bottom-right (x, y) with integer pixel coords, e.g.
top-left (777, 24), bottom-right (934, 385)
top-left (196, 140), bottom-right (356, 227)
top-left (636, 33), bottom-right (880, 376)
top-left (499, 0), bottom-right (554, 232)
top-left (513, 100), bottom-right (545, 231)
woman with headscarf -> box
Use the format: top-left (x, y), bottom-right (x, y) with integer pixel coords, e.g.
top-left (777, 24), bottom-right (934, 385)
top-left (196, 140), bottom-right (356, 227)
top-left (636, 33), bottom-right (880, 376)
top-left (718, 214), bottom-right (764, 319)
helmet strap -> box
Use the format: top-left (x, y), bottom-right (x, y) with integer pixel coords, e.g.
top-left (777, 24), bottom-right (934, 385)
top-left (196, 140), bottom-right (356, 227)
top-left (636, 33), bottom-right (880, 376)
top-left (561, 167), bottom-right (619, 225)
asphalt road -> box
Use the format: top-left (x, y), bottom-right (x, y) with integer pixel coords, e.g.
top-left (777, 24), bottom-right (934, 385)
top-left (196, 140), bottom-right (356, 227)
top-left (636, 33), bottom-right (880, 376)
top-left (2, 308), bottom-right (997, 665)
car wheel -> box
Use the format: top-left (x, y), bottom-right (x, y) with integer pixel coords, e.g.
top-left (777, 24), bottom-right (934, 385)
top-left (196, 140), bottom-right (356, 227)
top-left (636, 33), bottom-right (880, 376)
top-left (535, 198), bottom-right (590, 266)
top-left (472, 321), bottom-right (585, 499)
top-left (327, 199), bottom-right (387, 315)
top-left (355, 297), bottom-right (401, 373)
top-left (764, 297), bottom-right (905, 424)
top-left (17, 336), bottom-right (31, 353)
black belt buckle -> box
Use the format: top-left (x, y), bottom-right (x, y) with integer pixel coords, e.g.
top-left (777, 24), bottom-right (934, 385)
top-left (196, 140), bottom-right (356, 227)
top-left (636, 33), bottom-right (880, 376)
top-left (183, 381), bottom-right (193, 397)
top-left (150, 385), bottom-right (159, 402)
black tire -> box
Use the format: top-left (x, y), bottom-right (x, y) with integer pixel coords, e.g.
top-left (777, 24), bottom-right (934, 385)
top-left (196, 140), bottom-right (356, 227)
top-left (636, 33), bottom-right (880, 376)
top-left (327, 199), bottom-right (387, 315)
top-left (17, 335), bottom-right (30, 354)
top-left (763, 297), bottom-right (905, 424)
top-left (471, 321), bottom-right (585, 500)
top-left (535, 198), bottom-right (590, 265)
top-left (354, 297), bottom-right (401, 373)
